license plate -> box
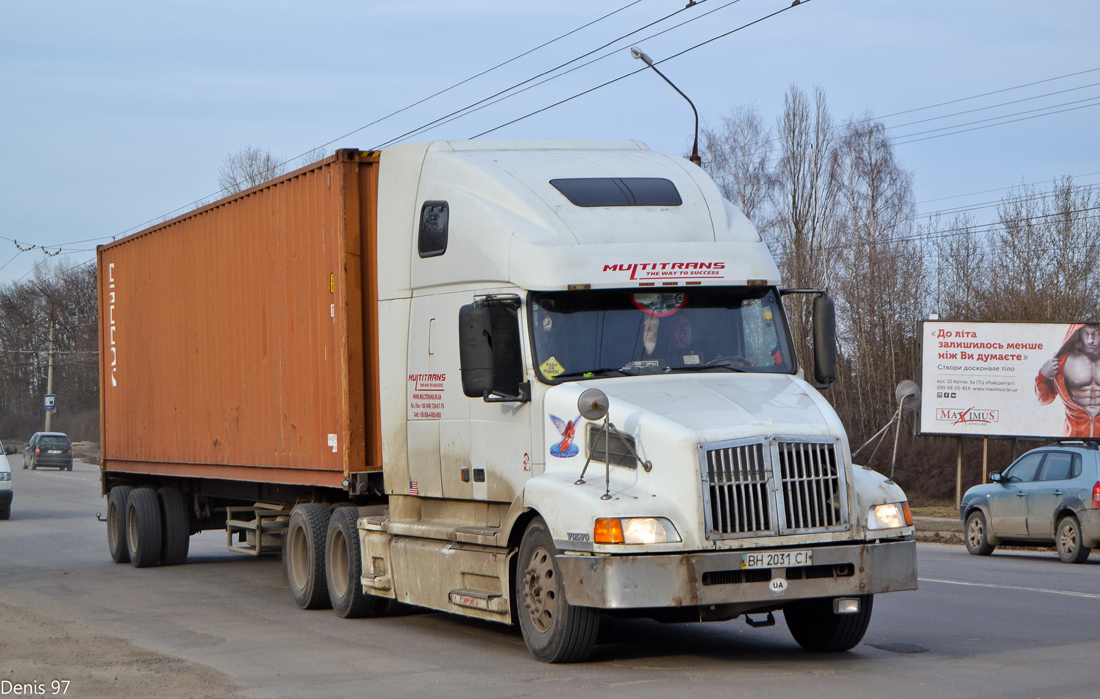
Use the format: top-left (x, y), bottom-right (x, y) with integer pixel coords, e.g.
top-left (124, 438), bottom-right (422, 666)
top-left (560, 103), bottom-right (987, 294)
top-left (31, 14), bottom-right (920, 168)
top-left (741, 550), bottom-right (813, 570)
top-left (48, 450), bottom-right (62, 454)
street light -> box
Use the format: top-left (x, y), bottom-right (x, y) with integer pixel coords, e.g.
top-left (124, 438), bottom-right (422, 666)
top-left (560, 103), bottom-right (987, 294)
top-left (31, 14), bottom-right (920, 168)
top-left (631, 47), bottom-right (701, 166)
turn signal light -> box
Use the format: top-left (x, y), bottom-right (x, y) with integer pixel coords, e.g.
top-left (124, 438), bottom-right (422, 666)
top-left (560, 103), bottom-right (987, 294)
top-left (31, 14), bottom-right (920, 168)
top-left (1093, 482), bottom-right (1100, 509)
top-left (594, 518), bottom-right (624, 544)
top-left (902, 501), bottom-right (913, 527)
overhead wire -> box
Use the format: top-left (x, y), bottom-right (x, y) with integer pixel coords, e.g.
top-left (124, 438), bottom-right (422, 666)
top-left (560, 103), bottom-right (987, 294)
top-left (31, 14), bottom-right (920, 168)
top-left (10, 0), bottom-right (660, 255)
top-left (6, 5), bottom-right (1098, 273)
top-left (915, 170), bottom-right (1100, 206)
top-left (371, 0), bottom-right (729, 149)
top-left (473, 0), bottom-right (803, 139)
top-left (288, 0), bottom-right (649, 163)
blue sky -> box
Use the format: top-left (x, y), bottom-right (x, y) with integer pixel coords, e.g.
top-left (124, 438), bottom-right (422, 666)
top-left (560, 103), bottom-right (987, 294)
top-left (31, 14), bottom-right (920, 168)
top-left (2, 0), bottom-right (1097, 285)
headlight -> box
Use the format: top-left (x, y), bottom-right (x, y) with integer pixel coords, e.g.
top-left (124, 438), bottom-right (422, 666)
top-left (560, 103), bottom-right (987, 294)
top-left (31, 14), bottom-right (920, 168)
top-left (594, 517), bottom-right (681, 544)
top-left (0, 472), bottom-right (10, 481)
top-left (867, 502), bottom-right (912, 530)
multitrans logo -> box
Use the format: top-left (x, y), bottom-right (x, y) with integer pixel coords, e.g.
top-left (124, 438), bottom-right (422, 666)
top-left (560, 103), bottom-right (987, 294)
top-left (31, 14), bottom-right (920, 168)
top-left (602, 262), bottom-right (726, 280)
top-left (937, 407), bottom-right (999, 425)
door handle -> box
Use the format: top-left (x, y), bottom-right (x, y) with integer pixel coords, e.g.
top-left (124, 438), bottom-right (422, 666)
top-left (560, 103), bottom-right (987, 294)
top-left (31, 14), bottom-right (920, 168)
top-left (1016, 492), bottom-right (1026, 497)
top-left (1053, 490), bottom-right (1063, 496)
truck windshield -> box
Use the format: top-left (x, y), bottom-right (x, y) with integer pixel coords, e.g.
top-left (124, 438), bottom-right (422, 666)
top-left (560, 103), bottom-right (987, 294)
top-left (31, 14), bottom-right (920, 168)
top-left (529, 287), bottom-right (794, 382)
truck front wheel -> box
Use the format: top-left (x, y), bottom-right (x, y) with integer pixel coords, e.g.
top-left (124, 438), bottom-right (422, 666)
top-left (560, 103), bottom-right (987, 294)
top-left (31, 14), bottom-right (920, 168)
top-left (287, 503), bottom-right (332, 610)
top-left (515, 517), bottom-right (600, 663)
top-left (785, 594), bottom-right (873, 652)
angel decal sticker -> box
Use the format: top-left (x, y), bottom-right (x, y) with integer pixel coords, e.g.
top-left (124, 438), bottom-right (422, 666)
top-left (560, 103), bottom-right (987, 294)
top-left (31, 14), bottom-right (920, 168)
top-left (549, 414), bottom-right (580, 458)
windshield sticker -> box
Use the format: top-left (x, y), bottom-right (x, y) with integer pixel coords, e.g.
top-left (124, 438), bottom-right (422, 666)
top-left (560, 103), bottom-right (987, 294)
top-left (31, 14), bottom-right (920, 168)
top-left (682, 354), bottom-right (701, 365)
top-left (549, 415), bottom-right (580, 458)
top-left (632, 293), bottom-right (686, 317)
top-left (540, 356), bottom-right (565, 379)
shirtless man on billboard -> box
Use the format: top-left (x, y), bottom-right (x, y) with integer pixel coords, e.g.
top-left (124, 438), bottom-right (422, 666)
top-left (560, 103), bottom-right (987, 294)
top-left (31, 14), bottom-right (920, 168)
top-left (1036, 324), bottom-right (1100, 438)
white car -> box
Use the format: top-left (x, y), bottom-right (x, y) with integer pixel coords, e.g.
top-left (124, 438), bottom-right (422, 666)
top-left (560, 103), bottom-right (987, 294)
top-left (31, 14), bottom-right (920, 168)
top-left (0, 443), bottom-right (12, 520)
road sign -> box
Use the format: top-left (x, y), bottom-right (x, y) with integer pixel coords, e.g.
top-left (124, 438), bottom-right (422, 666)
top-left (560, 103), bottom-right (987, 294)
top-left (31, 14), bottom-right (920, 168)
top-left (44, 394), bottom-right (55, 411)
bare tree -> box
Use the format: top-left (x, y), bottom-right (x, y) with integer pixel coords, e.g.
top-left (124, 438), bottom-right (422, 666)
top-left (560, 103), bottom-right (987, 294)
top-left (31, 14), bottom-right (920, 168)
top-left (218, 146), bottom-right (286, 195)
top-left (828, 117), bottom-right (923, 442)
top-left (0, 260), bottom-right (99, 440)
top-left (700, 106), bottom-right (774, 225)
top-left (979, 178), bottom-right (1100, 321)
top-left (769, 85), bottom-right (840, 369)
top-left (930, 214), bottom-right (987, 320)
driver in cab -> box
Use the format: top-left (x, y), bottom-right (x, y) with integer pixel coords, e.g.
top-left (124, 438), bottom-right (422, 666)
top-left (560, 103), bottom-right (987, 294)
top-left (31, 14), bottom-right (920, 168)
top-left (650, 312), bottom-right (704, 368)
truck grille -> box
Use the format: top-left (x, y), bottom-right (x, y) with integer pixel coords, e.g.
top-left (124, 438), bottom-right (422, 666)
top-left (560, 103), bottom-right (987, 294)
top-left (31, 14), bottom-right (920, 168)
top-left (778, 441), bottom-right (844, 530)
top-left (703, 443), bottom-right (771, 535)
top-left (701, 437), bottom-right (849, 540)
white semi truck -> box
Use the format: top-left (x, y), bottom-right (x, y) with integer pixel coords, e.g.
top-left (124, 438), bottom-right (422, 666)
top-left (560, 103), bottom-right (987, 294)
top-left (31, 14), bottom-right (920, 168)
top-left (99, 139), bottom-right (916, 663)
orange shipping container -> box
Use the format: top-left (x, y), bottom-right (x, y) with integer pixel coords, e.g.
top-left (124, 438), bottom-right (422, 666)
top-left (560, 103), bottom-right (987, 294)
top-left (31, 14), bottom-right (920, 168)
top-left (98, 150), bottom-right (382, 489)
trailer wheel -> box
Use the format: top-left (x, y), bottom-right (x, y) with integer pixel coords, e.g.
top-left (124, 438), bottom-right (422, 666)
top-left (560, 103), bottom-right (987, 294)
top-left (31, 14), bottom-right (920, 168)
top-left (126, 488), bottom-right (163, 568)
top-left (785, 594), bottom-right (874, 652)
top-left (157, 487), bottom-right (190, 566)
top-left (326, 506), bottom-right (393, 618)
top-left (287, 503), bottom-right (332, 610)
top-left (107, 485), bottom-right (133, 563)
top-left (515, 517), bottom-right (600, 663)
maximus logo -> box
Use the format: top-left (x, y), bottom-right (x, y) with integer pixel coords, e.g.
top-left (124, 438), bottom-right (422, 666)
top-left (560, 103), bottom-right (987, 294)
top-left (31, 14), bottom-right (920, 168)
top-left (937, 407), bottom-right (999, 425)
top-left (603, 262), bottom-right (726, 280)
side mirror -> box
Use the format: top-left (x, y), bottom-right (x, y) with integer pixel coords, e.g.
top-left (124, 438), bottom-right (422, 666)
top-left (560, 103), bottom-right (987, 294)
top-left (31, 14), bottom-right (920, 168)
top-left (458, 303), bottom-right (495, 398)
top-left (989, 471), bottom-right (1003, 483)
top-left (812, 294), bottom-right (837, 386)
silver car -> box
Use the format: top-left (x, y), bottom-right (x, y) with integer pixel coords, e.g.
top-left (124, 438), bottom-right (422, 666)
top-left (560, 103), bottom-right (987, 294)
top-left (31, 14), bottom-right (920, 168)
top-left (960, 441), bottom-right (1100, 563)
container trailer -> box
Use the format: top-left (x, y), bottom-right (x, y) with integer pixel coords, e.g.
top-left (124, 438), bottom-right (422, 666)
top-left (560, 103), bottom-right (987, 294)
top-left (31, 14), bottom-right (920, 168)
top-left (98, 140), bottom-right (916, 661)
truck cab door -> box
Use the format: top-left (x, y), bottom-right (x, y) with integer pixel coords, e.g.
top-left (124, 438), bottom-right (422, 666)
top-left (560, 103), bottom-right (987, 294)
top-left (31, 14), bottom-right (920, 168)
top-left (457, 295), bottom-right (533, 502)
top-left (406, 297), bottom-right (453, 498)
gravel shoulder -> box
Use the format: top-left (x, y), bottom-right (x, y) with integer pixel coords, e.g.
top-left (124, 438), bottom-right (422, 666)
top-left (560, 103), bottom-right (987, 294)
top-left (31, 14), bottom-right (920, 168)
top-left (0, 600), bottom-right (245, 699)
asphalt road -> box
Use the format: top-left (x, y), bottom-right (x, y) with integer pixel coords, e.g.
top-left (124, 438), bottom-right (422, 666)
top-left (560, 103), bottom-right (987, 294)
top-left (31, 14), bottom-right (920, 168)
top-left (3, 455), bottom-right (1099, 699)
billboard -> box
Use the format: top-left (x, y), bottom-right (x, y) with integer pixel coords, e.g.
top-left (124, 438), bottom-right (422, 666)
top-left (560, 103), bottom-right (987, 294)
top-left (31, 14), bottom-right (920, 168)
top-left (919, 321), bottom-right (1100, 439)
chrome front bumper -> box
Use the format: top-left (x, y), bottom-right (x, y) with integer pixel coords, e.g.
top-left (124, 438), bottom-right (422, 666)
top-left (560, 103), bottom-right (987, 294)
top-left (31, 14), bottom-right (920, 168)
top-left (555, 539), bottom-right (917, 609)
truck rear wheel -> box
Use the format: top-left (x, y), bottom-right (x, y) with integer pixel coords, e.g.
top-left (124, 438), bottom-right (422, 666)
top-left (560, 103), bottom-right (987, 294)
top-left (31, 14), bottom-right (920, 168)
top-left (157, 487), bottom-right (190, 566)
top-left (516, 517), bottom-right (600, 663)
top-left (107, 485), bottom-right (133, 563)
top-left (287, 503), bottom-right (332, 610)
top-left (326, 506), bottom-right (394, 618)
top-left (785, 594), bottom-right (873, 652)
top-left (126, 488), bottom-right (163, 568)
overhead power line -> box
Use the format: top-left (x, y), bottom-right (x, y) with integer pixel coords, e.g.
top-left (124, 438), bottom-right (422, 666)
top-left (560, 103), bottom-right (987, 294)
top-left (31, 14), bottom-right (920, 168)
top-left (474, 0), bottom-right (805, 139)
top-left (21, 1), bottom-right (665, 252)
top-left (371, 0), bottom-right (730, 149)
top-left (295, 0), bottom-right (651, 160)
top-left (915, 170), bottom-right (1100, 206)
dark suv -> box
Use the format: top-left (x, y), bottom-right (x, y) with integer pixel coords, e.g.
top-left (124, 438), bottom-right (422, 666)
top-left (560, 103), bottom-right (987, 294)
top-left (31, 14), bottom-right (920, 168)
top-left (961, 441), bottom-right (1100, 563)
top-left (22, 432), bottom-right (74, 471)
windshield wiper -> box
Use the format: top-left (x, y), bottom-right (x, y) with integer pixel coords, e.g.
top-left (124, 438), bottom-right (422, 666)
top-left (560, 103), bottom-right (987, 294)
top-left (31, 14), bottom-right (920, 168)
top-left (667, 360), bottom-right (747, 373)
top-left (553, 366), bottom-right (634, 380)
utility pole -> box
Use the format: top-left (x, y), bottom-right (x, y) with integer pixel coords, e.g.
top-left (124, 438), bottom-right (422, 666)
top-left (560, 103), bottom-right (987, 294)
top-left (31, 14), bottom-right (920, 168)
top-left (45, 320), bottom-right (55, 432)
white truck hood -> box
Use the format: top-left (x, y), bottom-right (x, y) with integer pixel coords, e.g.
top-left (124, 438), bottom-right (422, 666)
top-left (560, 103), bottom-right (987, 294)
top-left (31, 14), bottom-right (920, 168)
top-left (571, 372), bottom-right (845, 444)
